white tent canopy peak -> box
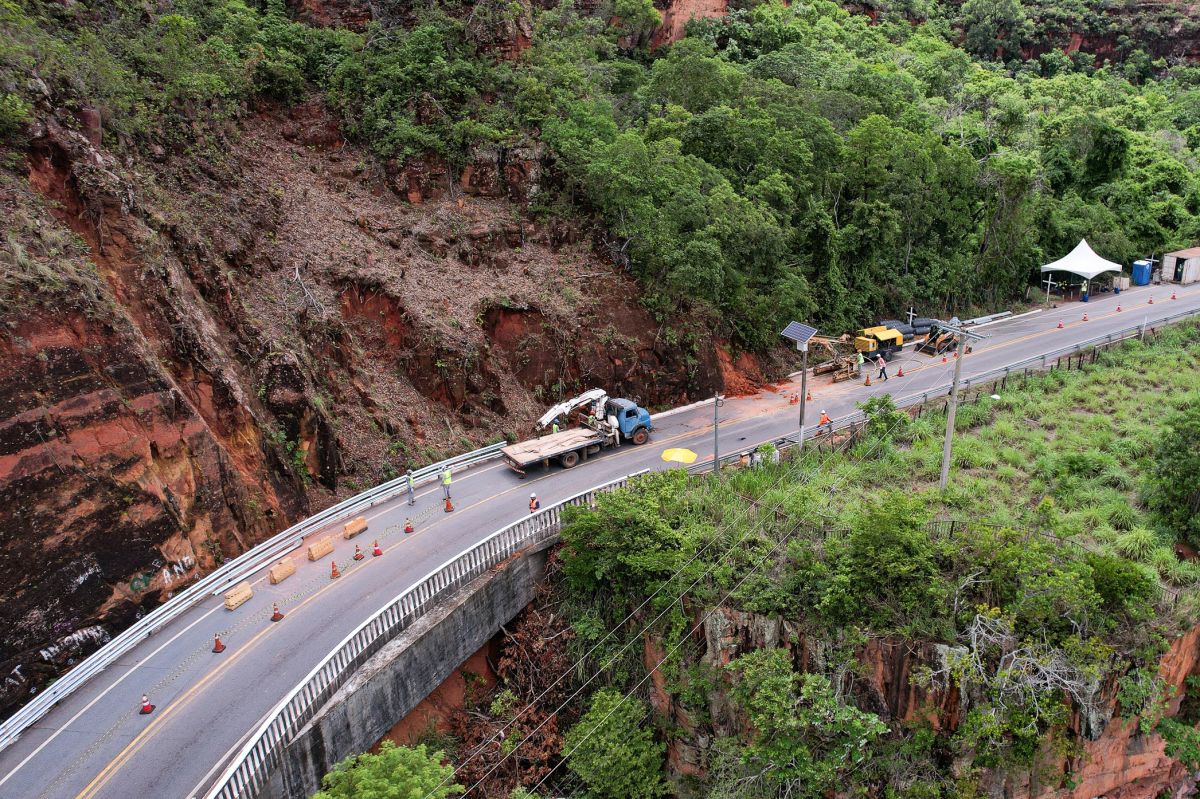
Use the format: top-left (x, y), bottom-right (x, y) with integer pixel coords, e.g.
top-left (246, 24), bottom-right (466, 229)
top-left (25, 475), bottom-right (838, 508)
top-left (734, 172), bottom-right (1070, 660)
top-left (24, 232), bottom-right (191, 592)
top-left (1040, 239), bottom-right (1122, 281)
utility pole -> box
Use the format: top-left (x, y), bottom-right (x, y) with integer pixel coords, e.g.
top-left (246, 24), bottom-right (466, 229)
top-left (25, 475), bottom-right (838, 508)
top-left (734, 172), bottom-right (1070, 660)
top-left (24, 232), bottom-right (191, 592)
top-left (939, 337), bottom-right (967, 491)
top-left (935, 320), bottom-right (985, 492)
top-left (712, 393), bottom-right (725, 478)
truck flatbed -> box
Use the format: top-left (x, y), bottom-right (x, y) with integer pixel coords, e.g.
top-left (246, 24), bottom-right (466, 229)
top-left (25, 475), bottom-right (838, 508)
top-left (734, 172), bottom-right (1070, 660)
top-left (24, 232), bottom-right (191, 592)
top-left (501, 427), bottom-right (611, 471)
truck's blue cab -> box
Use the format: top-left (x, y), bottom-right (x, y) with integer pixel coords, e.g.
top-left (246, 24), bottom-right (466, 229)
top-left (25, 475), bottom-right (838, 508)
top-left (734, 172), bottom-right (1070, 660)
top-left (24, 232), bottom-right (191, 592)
top-left (605, 397), bottom-right (653, 443)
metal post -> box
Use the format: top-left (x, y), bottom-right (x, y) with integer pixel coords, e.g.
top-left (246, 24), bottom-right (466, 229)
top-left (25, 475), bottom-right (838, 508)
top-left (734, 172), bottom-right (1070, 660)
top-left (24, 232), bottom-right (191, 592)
top-left (712, 394), bottom-right (724, 477)
top-left (797, 346), bottom-right (809, 452)
top-left (1140, 316), bottom-right (1147, 341)
top-left (939, 338), bottom-right (967, 491)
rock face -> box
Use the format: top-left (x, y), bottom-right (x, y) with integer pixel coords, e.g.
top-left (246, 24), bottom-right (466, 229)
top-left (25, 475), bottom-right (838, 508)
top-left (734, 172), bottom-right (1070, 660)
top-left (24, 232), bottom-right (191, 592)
top-left (650, 0), bottom-right (728, 48)
top-left (0, 96), bottom-right (732, 717)
top-left (650, 606), bottom-right (1200, 799)
top-left (0, 121), bottom-right (305, 713)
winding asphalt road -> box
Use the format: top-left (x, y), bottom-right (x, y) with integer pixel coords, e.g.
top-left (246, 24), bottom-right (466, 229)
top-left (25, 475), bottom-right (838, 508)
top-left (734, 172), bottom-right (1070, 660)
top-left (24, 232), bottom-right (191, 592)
top-left (1, 283), bottom-right (1198, 799)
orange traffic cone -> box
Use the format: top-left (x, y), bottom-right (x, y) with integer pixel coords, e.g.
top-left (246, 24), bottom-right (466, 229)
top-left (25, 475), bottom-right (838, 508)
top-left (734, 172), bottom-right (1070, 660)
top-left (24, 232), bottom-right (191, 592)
top-left (353, 544), bottom-right (364, 561)
top-left (942, 354), bottom-right (947, 363)
top-left (331, 560), bottom-right (341, 579)
top-left (271, 603), bottom-right (284, 622)
top-left (1149, 296), bottom-right (1154, 304)
top-left (1057, 320), bottom-right (1063, 329)
top-left (1172, 291), bottom-right (1177, 300)
top-left (1116, 304), bottom-right (1122, 312)
top-left (444, 497), bottom-right (454, 513)
top-left (212, 634), bottom-right (226, 654)
top-left (788, 394), bottom-right (798, 405)
top-left (140, 694), bottom-right (155, 715)
top-left (864, 374), bottom-right (872, 386)
top-left (896, 366), bottom-right (904, 377)
top-left (806, 389), bottom-right (812, 402)
top-left (953, 350), bottom-right (958, 358)
top-left (1082, 312), bottom-right (1088, 321)
top-left (404, 519), bottom-right (414, 534)
top-left (373, 540), bottom-right (382, 557)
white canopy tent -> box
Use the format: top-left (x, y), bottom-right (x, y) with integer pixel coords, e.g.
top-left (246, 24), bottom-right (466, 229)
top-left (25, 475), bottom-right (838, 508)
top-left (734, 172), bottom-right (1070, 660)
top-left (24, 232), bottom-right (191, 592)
top-left (1040, 239), bottom-right (1122, 282)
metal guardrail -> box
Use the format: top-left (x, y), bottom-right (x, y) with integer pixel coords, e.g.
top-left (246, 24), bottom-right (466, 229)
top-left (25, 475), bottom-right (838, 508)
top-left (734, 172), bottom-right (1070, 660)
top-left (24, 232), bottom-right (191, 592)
top-left (0, 442), bottom-right (507, 753)
top-left (690, 306), bottom-right (1200, 475)
top-left (3, 306), bottom-right (1195, 758)
top-left (204, 470), bottom-right (646, 799)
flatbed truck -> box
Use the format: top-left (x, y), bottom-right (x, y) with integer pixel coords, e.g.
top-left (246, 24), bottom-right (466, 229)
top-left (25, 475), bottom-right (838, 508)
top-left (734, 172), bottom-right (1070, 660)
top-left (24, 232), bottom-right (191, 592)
top-left (501, 390), bottom-right (653, 475)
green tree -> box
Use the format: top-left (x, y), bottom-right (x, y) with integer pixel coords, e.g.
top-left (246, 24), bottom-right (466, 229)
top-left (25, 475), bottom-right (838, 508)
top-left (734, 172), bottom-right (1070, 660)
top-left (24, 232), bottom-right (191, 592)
top-left (312, 741), bottom-right (463, 799)
top-left (724, 649), bottom-right (886, 797)
top-left (821, 493), bottom-right (948, 636)
top-left (0, 92), bottom-right (31, 139)
top-left (613, 0), bottom-right (661, 42)
top-left (960, 0), bottom-right (1029, 60)
top-left (1145, 397), bottom-right (1200, 546)
top-left (562, 689), bottom-right (668, 799)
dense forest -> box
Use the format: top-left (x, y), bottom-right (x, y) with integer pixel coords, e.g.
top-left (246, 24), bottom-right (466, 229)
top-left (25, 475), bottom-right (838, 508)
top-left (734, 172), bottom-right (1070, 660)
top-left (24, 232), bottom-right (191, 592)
top-left (5, 0), bottom-right (1200, 797)
top-left (3, 0), bottom-right (1199, 351)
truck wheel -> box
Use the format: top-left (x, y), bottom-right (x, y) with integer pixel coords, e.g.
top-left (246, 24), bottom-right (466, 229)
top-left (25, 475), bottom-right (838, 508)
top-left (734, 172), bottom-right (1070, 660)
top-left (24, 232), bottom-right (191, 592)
top-left (560, 451), bottom-right (580, 468)
top-left (631, 428), bottom-right (649, 445)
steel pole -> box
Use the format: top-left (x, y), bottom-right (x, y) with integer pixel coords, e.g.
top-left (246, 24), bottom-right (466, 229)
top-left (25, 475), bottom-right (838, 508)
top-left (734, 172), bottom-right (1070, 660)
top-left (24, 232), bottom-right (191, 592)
top-left (938, 338), bottom-right (967, 491)
top-left (713, 394), bottom-right (720, 478)
top-left (797, 346), bottom-right (809, 451)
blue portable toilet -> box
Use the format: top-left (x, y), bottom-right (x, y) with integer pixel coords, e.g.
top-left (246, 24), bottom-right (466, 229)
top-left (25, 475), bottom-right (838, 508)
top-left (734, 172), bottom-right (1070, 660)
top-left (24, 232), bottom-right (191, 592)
top-left (1132, 260), bottom-right (1151, 286)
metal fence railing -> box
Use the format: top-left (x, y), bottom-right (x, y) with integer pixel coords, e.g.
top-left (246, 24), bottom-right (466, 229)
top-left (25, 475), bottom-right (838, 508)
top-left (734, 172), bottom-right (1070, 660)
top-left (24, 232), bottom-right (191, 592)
top-left (203, 470), bottom-right (647, 799)
top-left (5, 307), bottom-right (1195, 759)
top-left (690, 306), bottom-right (1200, 475)
top-left (0, 442), bottom-right (507, 753)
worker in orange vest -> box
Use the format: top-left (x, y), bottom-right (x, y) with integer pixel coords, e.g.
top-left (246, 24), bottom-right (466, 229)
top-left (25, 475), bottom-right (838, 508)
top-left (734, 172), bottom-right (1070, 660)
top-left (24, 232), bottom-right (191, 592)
top-left (529, 493), bottom-right (540, 513)
top-left (818, 410), bottom-right (832, 435)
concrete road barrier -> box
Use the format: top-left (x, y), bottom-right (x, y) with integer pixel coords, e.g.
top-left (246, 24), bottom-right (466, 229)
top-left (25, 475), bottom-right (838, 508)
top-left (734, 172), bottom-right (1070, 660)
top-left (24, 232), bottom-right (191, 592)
top-left (268, 558), bottom-right (295, 585)
top-left (223, 581), bottom-right (253, 611)
top-left (342, 517), bottom-right (368, 540)
top-left (307, 537), bottom-right (334, 562)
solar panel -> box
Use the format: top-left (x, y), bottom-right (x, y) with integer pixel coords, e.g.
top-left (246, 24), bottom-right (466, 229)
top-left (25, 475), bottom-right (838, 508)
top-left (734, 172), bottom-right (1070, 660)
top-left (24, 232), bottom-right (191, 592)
top-left (780, 321), bottom-right (818, 344)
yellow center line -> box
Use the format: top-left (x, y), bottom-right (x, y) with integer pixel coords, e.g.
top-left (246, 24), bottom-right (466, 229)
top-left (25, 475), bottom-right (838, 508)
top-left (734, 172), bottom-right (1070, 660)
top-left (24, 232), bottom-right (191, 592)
top-left (75, 439), bottom-right (706, 799)
top-left (78, 301), bottom-right (1157, 797)
top-left (69, 291), bottom-right (1200, 798)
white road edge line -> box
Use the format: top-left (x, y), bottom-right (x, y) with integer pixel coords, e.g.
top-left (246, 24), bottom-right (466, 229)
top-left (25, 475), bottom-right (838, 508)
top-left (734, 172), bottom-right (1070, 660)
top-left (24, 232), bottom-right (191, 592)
top-left (0, 602), bottom-right (225, 790)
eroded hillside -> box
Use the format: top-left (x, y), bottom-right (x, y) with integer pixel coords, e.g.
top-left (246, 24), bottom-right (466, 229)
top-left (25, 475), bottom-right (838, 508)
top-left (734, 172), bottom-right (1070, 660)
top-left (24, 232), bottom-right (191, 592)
top-left (0, 97), bottom-right (728, 715)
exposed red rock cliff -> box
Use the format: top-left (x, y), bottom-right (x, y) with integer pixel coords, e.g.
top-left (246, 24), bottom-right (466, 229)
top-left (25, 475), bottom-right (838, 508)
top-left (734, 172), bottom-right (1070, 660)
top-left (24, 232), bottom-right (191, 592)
top-left (650, 606), bottom-right (1200, 799)
top-left (650, 0), bottom-right (728, 48)
top-left (0, 96), bottom-right (731, 717)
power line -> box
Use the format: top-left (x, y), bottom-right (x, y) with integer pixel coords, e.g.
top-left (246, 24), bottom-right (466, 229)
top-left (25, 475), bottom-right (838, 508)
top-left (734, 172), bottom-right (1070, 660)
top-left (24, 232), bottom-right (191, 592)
top-left (523, 408), bottom-right (916, 797)
top-left (442, 407), bottom-right (909, 798)
top-left (444, 455), bottom-right (823, 797)
top-left (427, 416), bottom-right (864, 797)
top-left (525, 515), bottom-right (810, 797)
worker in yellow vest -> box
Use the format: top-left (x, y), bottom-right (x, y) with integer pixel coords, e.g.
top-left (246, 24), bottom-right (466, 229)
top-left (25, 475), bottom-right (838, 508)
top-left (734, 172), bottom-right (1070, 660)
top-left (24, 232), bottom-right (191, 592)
top-left (441, 468), bottom-right (452, 499)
